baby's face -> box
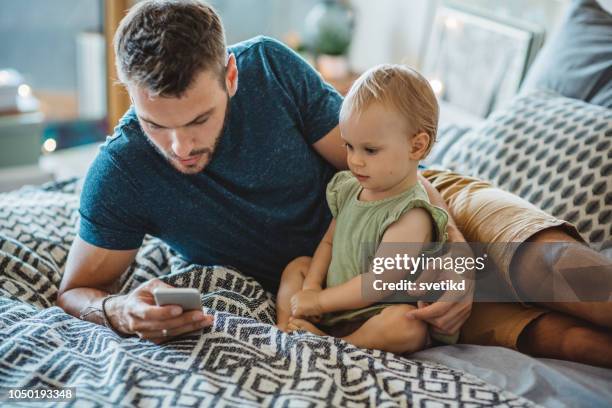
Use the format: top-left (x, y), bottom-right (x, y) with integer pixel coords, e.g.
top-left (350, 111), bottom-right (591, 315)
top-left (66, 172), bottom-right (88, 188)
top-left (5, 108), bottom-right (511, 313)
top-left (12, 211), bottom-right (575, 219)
top-left (339, 103), bottom-right (419, 194)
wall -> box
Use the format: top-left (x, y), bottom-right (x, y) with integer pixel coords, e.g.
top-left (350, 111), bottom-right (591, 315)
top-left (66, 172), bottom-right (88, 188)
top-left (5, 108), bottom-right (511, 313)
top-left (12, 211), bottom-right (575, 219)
top-left (0, 0), bottom-right (101, 91)
top-left (0, 0), bottom-right (569, 91)
top-left (348, 0), bottom-right (436, 72)
top-left (209, 0), bottom-right (319, 45)
top-left (347, 0), bottom-right (569, 72)
top-left (209, 0), bottom-right (436, 71)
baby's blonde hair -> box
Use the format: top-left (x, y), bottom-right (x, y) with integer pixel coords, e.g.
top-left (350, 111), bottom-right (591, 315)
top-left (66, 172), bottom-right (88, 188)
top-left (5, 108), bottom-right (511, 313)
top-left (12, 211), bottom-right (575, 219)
top-left (340, 64), bottom-right (439, 156)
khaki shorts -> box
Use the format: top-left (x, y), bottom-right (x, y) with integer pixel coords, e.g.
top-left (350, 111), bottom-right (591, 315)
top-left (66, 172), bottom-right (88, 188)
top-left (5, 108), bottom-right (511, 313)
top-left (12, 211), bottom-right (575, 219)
top-left (422, 169), bottom-right (583, 350)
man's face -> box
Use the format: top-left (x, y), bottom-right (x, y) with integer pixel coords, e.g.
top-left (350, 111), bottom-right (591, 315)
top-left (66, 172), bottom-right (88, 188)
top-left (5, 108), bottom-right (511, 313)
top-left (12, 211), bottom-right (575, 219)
top-left (129, 58), bottom-right (238, 174)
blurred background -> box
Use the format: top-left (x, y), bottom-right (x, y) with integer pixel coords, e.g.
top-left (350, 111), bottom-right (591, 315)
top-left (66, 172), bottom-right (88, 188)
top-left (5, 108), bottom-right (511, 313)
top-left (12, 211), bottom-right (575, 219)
top-left (0, 0), bottom-right (569, 191)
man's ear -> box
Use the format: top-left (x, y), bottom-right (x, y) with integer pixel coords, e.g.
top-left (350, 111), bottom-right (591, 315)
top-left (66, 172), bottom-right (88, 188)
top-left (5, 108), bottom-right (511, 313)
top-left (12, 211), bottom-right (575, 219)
top-left (409, 132), bottom-right (431, 160)
top-left (225, 53), bottom-right (238, 97)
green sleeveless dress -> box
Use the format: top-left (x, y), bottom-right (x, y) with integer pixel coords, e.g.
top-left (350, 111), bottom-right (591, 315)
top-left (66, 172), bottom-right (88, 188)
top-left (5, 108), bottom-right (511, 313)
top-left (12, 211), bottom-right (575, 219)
top-left (321, 171), bottom-right (458, 344)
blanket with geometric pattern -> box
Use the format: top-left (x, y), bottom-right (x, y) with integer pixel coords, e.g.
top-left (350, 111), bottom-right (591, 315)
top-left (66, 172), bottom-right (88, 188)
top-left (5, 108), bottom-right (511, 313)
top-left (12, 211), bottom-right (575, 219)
top-left (0, 179), bottom-right (539, 407)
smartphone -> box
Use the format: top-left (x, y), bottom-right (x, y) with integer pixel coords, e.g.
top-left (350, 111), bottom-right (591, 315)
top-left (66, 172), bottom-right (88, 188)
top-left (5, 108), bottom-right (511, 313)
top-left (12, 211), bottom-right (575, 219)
top-left (153, 287), bottom-right (202, 311)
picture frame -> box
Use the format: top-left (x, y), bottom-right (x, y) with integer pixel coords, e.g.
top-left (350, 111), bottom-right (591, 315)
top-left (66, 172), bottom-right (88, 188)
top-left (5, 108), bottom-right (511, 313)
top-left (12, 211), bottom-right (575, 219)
top-left (423, 5), bottom-right (544, 118)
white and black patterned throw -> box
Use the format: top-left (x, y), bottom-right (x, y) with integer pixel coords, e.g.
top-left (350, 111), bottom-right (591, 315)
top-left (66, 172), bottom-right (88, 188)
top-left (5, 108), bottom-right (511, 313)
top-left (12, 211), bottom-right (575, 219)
top-left (0, 180), bottom-right (539, 407)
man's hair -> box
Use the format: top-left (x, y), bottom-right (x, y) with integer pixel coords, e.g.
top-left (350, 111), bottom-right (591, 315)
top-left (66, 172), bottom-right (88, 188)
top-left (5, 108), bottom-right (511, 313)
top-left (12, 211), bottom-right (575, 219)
top-left (340, 64), bottom-right (439, 156)
top-left (114, 0), bottom-right (226, 97)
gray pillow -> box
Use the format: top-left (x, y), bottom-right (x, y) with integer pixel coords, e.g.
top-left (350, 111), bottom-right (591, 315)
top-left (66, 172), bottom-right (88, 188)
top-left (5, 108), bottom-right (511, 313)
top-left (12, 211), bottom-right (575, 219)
top-left (424, 124), bottom-right (472, 167)
top-left (521, 0), bottom-right (612, 108)
top-left (441, 90), bottom-right (611, 249)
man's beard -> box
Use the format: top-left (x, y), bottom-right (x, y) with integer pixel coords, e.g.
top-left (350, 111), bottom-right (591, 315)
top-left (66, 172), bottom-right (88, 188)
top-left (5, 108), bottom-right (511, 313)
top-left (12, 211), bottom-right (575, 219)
top-left (145, 94), bottom-right (231, 175)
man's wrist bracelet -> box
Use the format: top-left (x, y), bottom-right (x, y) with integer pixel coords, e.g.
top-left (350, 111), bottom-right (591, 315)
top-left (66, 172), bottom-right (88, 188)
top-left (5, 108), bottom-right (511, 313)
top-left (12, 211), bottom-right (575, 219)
top-left (78, 307), bottom-right (101, 320)
top-left (101, 295), bottom-right (130, 338)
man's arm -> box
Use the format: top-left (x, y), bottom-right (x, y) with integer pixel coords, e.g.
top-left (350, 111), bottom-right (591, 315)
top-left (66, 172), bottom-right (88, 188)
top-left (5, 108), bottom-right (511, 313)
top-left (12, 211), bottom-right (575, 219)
top-left (410, 173), bottom-right (474, 335)
top-left (418, 171), bottom-right (467, 248)
top-left (57, 236), bottom-right (213, 343)
top-left (57, 236), bottom-right (138, 325)
top-left (418, 174), bottom-right (462, 234)
top-left (312, 125), bottom-right (348, 170)
top-left (261, 38), bottom-right (345, 170)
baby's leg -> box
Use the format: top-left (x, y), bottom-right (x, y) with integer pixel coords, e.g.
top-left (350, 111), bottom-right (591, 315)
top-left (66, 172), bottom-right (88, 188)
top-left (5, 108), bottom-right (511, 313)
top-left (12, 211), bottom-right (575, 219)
top-left (287, 317), bottom-right (328, 336)
top-left (276, 256), bottom-right (311, 332)
top-left (342, 305), bottom-right (428, 354)
top-left (287, 306), bottom-right (429, 354)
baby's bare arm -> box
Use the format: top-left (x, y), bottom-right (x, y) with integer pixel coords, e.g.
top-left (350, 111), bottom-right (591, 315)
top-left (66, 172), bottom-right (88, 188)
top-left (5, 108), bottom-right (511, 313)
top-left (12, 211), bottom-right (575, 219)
top-left (318, 208), bottom-right (432, 313)
top-left (302, 219), bottom-right (336, 290)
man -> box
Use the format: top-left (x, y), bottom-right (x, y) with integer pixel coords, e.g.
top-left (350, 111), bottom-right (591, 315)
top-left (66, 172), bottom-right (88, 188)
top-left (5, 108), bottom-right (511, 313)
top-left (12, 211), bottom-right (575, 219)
top-left (57, 0), bottom-right (611, 366)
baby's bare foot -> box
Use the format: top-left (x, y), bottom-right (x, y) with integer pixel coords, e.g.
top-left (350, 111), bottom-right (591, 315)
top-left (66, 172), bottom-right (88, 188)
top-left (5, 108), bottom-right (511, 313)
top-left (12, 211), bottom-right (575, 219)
top-left (287, 318), bottom-right (327, 336)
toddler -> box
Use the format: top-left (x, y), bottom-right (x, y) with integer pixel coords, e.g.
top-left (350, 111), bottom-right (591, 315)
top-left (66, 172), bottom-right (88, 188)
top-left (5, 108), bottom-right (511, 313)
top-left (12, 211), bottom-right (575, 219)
top-left (276, 64), bottom-right (455, 354)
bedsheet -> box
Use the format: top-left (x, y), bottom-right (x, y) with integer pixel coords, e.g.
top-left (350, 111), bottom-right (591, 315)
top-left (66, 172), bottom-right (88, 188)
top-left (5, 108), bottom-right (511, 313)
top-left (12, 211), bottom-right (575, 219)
top-left (413, 345), bottom-right (612, 408)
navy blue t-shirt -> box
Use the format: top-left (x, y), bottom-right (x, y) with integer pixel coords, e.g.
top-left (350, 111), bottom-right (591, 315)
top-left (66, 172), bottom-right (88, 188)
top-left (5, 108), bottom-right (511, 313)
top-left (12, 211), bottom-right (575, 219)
top-left (79, 36), bottom-right (343, 291)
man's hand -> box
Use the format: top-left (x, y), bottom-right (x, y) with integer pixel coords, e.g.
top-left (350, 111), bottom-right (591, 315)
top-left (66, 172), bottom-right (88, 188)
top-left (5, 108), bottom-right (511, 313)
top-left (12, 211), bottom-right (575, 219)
top-left (290, 289), bottom-right (323, 319)
top-left (408, 299), bottom-right (472, 336)
top-left (406, 225), bottom-right (475, 336)
top-left (105, 278), bottom-right (213, 344)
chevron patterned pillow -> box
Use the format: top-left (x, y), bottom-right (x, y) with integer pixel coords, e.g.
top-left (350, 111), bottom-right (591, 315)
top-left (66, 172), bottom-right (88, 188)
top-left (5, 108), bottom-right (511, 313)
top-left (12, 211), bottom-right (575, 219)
top-left (441, 90), bottom-right (611, 250)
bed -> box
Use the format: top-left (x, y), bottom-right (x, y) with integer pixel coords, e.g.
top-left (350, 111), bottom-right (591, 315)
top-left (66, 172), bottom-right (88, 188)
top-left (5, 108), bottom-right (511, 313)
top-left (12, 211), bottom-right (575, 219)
top-left (0, 179), bottom-right (542, 407)
top-left (0, 178), bottom-right (610, 407)
top-left (1, 0), bottom-right (611, 406)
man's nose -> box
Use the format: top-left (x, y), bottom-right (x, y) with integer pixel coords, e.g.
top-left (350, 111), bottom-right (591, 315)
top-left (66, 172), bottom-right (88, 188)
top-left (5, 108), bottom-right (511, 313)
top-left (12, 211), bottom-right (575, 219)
top-left (170, 129), bottom-right (195, 158)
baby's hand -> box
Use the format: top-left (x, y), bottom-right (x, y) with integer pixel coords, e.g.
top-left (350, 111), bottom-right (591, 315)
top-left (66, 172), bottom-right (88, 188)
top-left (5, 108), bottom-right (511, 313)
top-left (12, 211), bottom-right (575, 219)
top-left (290, 289), bottom-right (323, 318)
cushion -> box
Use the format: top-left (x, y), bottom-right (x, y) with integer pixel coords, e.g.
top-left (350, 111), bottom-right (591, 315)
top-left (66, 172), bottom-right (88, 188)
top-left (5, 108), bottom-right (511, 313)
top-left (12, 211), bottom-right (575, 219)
top-left (521, 0), bottom-right (612, 108)
top-left (425, 124), bottom-right (472, 167)
top-left (441, 90), bottom-right (611, 249)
